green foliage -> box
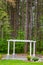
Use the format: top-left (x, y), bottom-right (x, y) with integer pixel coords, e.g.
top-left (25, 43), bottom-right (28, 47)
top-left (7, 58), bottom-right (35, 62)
top-left (41, 51), bottom-right (43, 55)
top-left (0, 54), bottom-right (2, 60)
top-left (0, 0), bottom-right (12, 40)
top-left (27, 55), bottom-right (31, 61)
top-left (32, 57), bottom-right (39, 61)
top-left (15, 42), bottom-right (24, 53)
top-left (0, 38), bottom-right (25, 53)
top-left (0, 38), bottom-right (7, 53)
top-left (17, 29), bottom-right (25, 40)
top-left (0, 7), bottom-right (11, 34)
top-left (36, 51), bottom-right (40, 54)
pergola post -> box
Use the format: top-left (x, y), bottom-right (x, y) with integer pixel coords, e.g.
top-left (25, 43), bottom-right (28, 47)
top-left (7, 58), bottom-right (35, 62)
top-left (7, 41), bottom-right (10, 55)
top-left (33, 42), bottom-right (36, 56)
top-left (30, 42), bottom-right (32, 56)
top-left (13, 42), bottom-right (15, 55)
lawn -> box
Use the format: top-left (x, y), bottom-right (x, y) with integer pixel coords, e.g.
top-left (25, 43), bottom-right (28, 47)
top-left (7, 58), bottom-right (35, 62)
top-left (0, 60), bottom-right (43, 65)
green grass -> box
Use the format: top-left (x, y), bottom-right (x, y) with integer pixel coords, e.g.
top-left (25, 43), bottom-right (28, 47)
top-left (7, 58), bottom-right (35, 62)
top-left (0, 60), bottom-right (43, 65)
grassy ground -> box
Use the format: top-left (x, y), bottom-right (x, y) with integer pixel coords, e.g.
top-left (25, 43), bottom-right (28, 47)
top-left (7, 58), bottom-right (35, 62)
top-left (0, 60), bottom-right (43, 65)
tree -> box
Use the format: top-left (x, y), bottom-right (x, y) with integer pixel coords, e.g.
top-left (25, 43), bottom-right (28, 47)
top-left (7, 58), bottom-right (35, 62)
top-left (36, 0), bottom-right (43, 52)
top-left (6, 0), bottom-right (20, 39)
top-left (0, 0), bottom-right (11, 40)
top-left (24, 0), bottom-right (32, 53)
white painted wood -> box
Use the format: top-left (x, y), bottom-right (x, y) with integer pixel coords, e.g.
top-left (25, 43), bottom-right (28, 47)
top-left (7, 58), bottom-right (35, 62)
top-left (7, 39), bottom-right (36, 57)
top-left (30, 42), bottom-right (32, 56)
top-left (7, 41), bottom-right (10, 55)
top-left (33, 42), bottom-right (36, 56)
top-left (13, 42), bottom-right (15, 55)
top-left (7, 39), bottom-right (36, 42)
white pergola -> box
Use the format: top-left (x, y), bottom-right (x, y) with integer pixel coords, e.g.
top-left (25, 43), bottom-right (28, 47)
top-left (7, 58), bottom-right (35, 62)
top-left (7, 39), bottom-right (36, 57)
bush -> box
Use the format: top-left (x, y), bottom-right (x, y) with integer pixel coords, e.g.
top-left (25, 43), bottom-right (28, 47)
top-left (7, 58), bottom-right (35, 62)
top-left (0, 39), bottom-right (25, 54)
top-left (32, 57), bottom-right (39, 61)
top-left (0, 54), bottom-right (2, 60)
top-left (27, 55), bottom-right (31, 61)
top-left (36, 51), bottom-right (40, 54)
top-left (41, 51), bottom-right (43, 55)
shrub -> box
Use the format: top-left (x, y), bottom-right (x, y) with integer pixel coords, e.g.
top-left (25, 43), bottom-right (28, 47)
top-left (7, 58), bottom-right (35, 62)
top-left (32, 57), bottom-right (39, 61)
top-left (0, 54), bottom-right (2, 60)
top-left (27, 55), bottom-right (31, 61)
top-left (36, 51), bottom-right (40, 54)
top-left (41, 51), bottom-right (43, 55)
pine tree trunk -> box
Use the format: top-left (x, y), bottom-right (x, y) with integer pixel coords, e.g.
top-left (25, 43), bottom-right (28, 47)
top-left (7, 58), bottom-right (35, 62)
top-left (24, 0), bottom-right (32, 53)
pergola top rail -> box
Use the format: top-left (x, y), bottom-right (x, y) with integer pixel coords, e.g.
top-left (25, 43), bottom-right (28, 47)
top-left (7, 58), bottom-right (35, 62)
top-left (7, 39), bottom-right (36, 43)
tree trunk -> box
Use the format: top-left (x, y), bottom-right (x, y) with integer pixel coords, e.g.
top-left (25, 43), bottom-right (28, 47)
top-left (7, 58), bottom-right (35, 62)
top-left (24, 0), bottom-right (32, 53)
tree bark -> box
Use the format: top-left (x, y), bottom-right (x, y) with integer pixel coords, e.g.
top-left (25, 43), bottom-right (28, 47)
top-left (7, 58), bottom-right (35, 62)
top-left (24, 0), bottom-right (32, 53)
